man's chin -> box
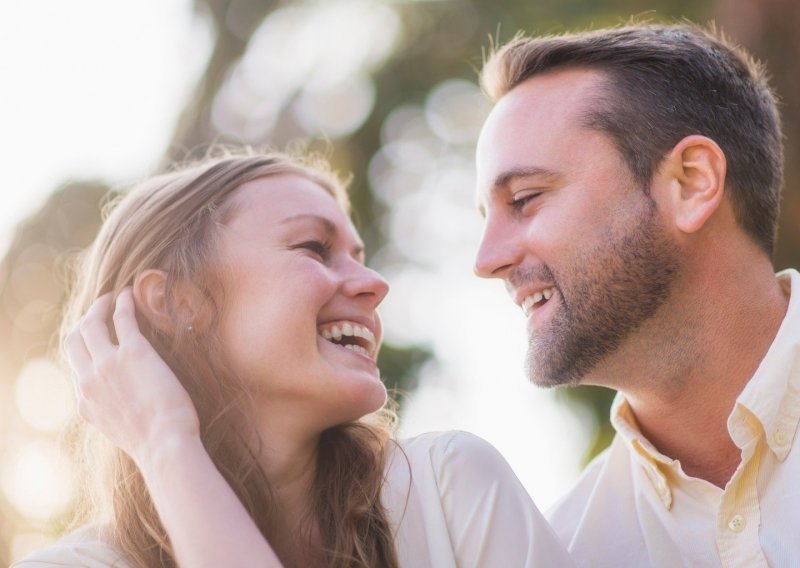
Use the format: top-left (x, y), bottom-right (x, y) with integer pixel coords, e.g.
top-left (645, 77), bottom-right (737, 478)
top-left (525, 354), bottom-right (581, 388)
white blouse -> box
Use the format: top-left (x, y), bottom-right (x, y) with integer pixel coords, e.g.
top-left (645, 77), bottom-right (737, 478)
top-left (13, 431), bottom-right (573, 567)
top-left (383, 431), bottom-right (573, 567)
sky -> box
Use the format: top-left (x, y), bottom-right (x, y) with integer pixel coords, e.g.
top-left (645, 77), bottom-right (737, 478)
top-left (1, 0), bottom-right (588, 544)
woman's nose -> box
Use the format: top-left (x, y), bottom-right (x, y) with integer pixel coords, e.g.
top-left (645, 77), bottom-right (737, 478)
top-left (343, 263), bottom-right (390, 308)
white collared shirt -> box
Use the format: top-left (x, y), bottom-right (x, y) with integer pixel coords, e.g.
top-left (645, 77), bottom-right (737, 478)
top-left (14, 432), bottom-right (574, 567)
top-left (548, 269), bottom-right (800, 568)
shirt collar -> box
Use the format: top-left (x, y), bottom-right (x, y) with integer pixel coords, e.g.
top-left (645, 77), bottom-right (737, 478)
top-left (734, 268), bottom-right (800, 461)
top-left (611, 394), bottom-right (675, 510)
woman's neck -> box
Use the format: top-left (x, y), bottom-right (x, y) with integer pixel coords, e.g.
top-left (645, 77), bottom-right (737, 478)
top-left (250, 410), bottom-right (326, 565)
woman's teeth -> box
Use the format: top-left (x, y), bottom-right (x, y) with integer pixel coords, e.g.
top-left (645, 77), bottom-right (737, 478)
top-left (521, 287), bottom-right (555, 317)
top-left (319, 322), bottom-right (376, 357)
top-left (343, 344), bottom-right (371, 356)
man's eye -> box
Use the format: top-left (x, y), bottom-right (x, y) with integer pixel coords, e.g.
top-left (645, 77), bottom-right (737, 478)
top-left (509, 192), bottom-right (541, 211)
top-left (296, 241), bottom-right (331, 260)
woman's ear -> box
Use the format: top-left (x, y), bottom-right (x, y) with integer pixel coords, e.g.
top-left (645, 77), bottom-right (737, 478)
top-left (133, 269), bottom-right (198, 333)
top-left (133, 270), bottom-right (173, 333)
top-left (656, 135), bottom-right (727, 234)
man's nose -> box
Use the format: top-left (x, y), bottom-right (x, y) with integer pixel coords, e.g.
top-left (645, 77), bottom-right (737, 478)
top-left (474, 216), bottom-right (522, 279)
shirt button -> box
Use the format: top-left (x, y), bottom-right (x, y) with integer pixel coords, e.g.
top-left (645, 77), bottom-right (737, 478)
top-left (728, 514), bottom-right (746, 532)
top-left (773, 430), bottom-right (789, 446)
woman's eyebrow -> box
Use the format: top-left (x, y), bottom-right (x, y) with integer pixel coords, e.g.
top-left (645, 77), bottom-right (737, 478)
top-left (280, 214), bottom-right (337, 236)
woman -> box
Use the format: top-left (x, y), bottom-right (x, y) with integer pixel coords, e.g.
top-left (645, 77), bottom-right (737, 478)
top-left (14, 151), bottom-right (572, 567)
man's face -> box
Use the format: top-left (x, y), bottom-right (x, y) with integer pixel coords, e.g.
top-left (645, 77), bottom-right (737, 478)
top-left (474, 68), bottom-right (681, 387)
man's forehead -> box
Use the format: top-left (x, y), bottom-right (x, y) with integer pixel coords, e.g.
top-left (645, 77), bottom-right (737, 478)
top-left (481, 68), bottom-right (608, 139)
top-left (475, 68), bottom-right (607, 203)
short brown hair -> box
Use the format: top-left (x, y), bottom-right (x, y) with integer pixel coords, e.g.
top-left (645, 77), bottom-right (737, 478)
top-left (481, 23), bottom-right (783, 255)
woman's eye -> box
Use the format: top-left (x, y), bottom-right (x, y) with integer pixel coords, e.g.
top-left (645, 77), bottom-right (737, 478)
top-left (296, 240), bottom-right (331, 260)
top-left (509, 192), bottom-right (541, 211)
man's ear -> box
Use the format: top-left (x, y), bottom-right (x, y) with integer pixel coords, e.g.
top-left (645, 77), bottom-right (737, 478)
top-left (656, 135), bottom-right (727, 234)
top-left (133, 269), bottom-right (197, 333)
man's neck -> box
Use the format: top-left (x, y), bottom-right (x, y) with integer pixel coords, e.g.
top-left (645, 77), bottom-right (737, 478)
top-left (626, 382), bottom-right (744, 488)
top-left (600, 259), bottom-right (788, 487)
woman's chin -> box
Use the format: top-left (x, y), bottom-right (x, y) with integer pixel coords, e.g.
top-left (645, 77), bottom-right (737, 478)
top-left (331, 378), bottom-right (388, 426)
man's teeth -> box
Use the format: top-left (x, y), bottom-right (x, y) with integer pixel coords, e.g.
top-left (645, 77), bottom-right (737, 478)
top-left (521, 287), bottom-right (556, 316)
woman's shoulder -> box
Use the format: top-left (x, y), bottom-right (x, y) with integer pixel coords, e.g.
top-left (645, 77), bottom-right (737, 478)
top-left (390, 429), bottom-right (513, 477)
top-left (393, 429), bottom-right (495, 455)
top-left (384, 429), bottom-right (526, 506)
top-left (383, 430), bottom-right (576, 567)
top-left (11, 525), bottom-right (133, 568)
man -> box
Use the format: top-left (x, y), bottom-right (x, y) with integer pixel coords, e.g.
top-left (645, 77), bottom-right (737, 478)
top-left (474, 23), bottom-right (797, 567)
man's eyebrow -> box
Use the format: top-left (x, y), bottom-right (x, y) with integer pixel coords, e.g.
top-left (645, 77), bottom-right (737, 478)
top-left (492, 166), bottom-right (562, 189)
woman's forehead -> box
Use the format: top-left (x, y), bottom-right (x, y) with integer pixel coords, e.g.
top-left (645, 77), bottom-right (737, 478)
top-left (223, 174), bottom-right (359, 239)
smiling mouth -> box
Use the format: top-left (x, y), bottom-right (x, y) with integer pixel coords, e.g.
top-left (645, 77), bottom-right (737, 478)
top-left (318, 321), bottom-right (378, 359)
top-left (521, 287), bottom-right (556, 317)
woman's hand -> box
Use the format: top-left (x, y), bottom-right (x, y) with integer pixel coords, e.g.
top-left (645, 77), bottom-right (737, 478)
top-left (65, 287), bottom-right (200, 465)
top-left (67, 289), bottom-right (284, 567)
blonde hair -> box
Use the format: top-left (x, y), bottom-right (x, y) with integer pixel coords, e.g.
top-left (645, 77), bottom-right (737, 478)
top-left (62, 150), bottom-right (399, 567)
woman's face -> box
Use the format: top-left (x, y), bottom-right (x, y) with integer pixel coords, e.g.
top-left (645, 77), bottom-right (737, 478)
top-left (213, 174), bottom-right (390, 432)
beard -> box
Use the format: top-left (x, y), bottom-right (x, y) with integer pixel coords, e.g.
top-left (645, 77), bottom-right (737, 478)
top-left (522, 199), bottom-right (681, 387)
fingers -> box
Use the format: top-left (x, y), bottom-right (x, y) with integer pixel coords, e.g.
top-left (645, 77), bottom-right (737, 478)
top-left (113, 287), bottom-right (141, 344)
top-left (65, 289), bottom-right (201, 458)
top-left (67, 292), bottom-right (115, 419)
top-left (64, 322), bottom-right (93, 378)
top-left (64, 323), bottom-right (93, 416)
top-left (79, 292), bottom-right (115, 358)
top-left (70, 287), bottom-right (146, 371)
top-left (66, 293), bottom-right (113, 395)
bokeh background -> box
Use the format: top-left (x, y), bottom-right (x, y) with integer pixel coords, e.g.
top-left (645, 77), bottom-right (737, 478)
top-left (2, 0), bottom-right (798, 563)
